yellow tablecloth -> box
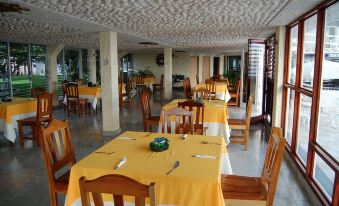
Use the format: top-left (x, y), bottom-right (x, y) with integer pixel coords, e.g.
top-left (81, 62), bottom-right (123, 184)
top-left (0, 97), bottom-right (37, 142)
top-left (66, 131), bottom-right (226, 206)
top-left (196, 83), bottom-right (231, 101)
top-left (160, 99), bottom-right (230, 141)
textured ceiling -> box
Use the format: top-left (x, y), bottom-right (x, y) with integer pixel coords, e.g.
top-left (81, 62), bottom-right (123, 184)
top-left (0, 0), bottom-right (324, 52)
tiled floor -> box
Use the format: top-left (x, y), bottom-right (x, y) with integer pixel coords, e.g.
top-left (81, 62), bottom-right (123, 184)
top-left (0, 90), bottom-right (317, 205)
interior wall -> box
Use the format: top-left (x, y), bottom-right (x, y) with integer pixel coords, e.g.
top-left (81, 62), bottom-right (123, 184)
top-left (131, 51), bottom-right (190, 81)
top-left (190, 56), bottom-right (198, 87)
top-left (202, 56), bottom-right (210, 81)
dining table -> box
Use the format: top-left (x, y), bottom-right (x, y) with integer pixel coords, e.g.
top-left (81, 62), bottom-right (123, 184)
top-left (66, 131), bottom-right (232, 206)
top-left (196, 82), bottom-right (231, 102)
top-left (0, 97), bottom-right (37, 142)
top-left (159, 99), bottom-right (231, 142)
top-left (63, 85), bottom-right (101, 110)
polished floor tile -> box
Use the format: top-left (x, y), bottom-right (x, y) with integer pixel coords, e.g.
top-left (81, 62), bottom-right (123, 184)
top-left (0, 90), bottom-right (316, 205)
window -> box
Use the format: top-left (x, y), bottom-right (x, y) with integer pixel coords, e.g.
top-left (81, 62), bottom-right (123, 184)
top-left (282, 2), bottom-right (339, 205)
top-left (288, 26), bottom-right (298, 84)
top-left (316, 2), bottom-right (339, 161)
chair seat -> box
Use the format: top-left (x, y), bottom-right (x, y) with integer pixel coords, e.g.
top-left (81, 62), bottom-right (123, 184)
top-left (17, 117), bottom-right (36, 125)
top-left (54, 170), bottom-right (71, 192)
top-left (228, 119), bottom-right (246, 125)
top-left (221, 175), bottom-right (267, 201)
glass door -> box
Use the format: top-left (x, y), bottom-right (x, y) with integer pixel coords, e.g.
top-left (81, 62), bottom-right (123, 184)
top-left (0, 42), bottom-right (11, 98)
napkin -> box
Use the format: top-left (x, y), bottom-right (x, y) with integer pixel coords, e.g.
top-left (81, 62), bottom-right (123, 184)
top-left (117, 137), bottom-right (136, 140)
top-left (192, 154), bottom-right (217, 159)
top-left (114, 157), bottom-right (127, 169)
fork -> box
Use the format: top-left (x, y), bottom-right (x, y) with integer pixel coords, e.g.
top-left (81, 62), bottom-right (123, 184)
top-left (166, 160), bottom-right (180, 175)
top-left (200, 141), bottom-right (222, 145)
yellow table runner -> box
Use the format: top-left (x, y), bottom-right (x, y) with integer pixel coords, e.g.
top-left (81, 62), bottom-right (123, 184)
top-left (161, 99), bottom-right (228, 123)
top-left (67, 131), bottom-right (226, 206)
top-left (196, 83), bottom-right (228, 93)
top-left (0, 97), bottom-right (37, 124)
top-left (78, 85), bottom-right (101, 97)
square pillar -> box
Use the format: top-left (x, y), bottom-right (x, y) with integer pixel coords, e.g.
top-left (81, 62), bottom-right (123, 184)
top-left (100, 31), bottom-right (120, 135)
top-left (198, 55), bottom-right (203, 84)
top-left (272, 26), bottom-right (286, 127)
top-left (210, 55), bottom-right (214, 77)
top-left (78, 49), bottom-right (83, 79)
top-left (219, 55), bottom-right (224, 75)
top-left (164, 47), bottom-right (172, 99)
top-left (88, 49), bottom-right (97, 84)
top-left (46, 44), bottom-right (64, 106)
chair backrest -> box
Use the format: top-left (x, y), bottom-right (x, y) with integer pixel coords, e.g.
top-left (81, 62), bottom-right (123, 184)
top-left (40, 119), bottom-right (76, 187)
top-left (36, 92), bottom-right (53, 123)
top-left (31, 87), bottom-right (46, 98)
top-left (77, 79), bottom-right (83, 85)
top-left (235, 79), bottom-right (241, 96)
top-left (178, 100), bottom-right (204, 130)
top-left (193, 87), bottom-right (211, 100)
top-left (66, 83), bottom-right (79, 100)
top-left (140, 90), bottom-right (152, 120)
top-left (127, 79), bottom-right (137, 90)
top-left (79, 174), bottom-right (156, 206)
top-left (261, 127), bottom-right (286, 205)
top-left (183, 78), bottom-right (192, 99)
top-left (136, 76), bottom-right (144, 85)
top-left (61, 80), bottom-right (69, 96)
top-left (162, 107), bottom-right (194, 134)
top-left (118, 83), bottom-right (123, 108)
top-left (204, 79), bottom-right (216, 93)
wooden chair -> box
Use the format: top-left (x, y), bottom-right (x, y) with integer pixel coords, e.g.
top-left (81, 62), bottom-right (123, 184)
top-left (17, 92), bottom-right (53, 146)
top-left (40, 119), bottom-right (76, 206)
top-left (205, 79), bottom-right (216, 100)
top-left (178, 100), bottom-right (206, 135)
top-left (140, 90), bottom-right (160, 132)
top-left (31, 87), bottom-right (46, 98)
top-left (118, 83), bottom-right (123, 110)
top-left (66, 83), bottom-right (88, 116)
top-left (193, 87), bottom-right (211, 100)
top-left (136, 76), bottom-right (146, 92)
top-left (228, 79), bottom-right (241, 107)
top-left (228, 96), bottom-right (253, 150)
top-left (79, 174), bottom-right (156, 206)
top-left (221, 127), bottom-right (286, 206)
top-left (152, 74), bottom-right (164, 95)
top-left (77, 79), bottom-right (83, 85)
top-left (183, 78), bottom-right (192, 99)
top-left (162, 107), bottom-right (194, 134)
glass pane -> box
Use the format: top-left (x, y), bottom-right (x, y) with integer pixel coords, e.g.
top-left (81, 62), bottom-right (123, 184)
top-left (288, 26), bottom-right (298, 84)
top-left (302, 15), bottom-right (317, 90)
top-left (0, 42), bottom-right (10, 98)
top-left (10, 43), bottom-right (30, 97)
top-left (284, 89), bottom-right (295, 144)
top-left (313, 154), bottom-right (335, 199)
top-left (30, 45), bottom-right (47, 90)
top-left (317, 2), bottom-right (339, 161)
top-left (248, 42), bottom-right (265, 114)
top-left (297, 94), bottom-right (312, 164)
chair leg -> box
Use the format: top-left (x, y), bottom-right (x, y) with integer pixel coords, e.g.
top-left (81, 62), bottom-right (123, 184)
top-left (67, 103), bottom-right (70, 117)
top-left (49, 189), bottom-right (58, 206)
top-left (18, 122), bottom-right (24, 145)
top-left (33, 125), bottom-right (39, 147)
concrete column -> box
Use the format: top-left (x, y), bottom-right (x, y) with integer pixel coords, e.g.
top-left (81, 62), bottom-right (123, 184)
top-left (164, 47), bottom-right (173, 99)
top-left (78, 49), bottom-right (83, 79)
top-left (219, 55), bottom-right (224, 75)
top-left (198, 55), bottom-right (203, 84)
top-left (272, 26), bottom-right (286, 127)
top-left (46, 44), bottom-right (64, 106)
top-left (100, 31), bottom-right (120, 135)
top-left (210, 55), bottom-right (214, 77)
top-left (88, 49), bottom-right (97, 84)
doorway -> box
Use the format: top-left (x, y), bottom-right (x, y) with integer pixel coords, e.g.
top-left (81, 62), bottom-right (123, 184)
top-left (213, 57), bottom-right (220, 76)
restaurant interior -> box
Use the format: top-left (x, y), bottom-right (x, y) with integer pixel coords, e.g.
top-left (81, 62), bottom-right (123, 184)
top-left (0, 0), bottom-right (338, 205)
